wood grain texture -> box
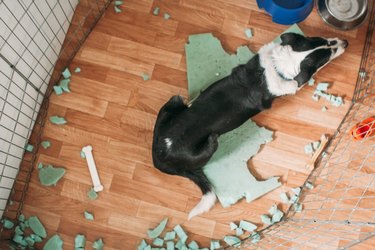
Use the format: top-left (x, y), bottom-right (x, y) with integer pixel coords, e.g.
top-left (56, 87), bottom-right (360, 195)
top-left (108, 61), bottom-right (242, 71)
top-left (21, 0), bottom-right (370, 249)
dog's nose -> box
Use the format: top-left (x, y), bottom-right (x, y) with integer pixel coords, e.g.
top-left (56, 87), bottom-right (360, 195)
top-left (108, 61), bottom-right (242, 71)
top-left (342, 40), bottom-right (349, 48)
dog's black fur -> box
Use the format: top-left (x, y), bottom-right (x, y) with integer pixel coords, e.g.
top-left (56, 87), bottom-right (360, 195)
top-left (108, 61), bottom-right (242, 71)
top-left (152, 33), bottom-right (348, 207)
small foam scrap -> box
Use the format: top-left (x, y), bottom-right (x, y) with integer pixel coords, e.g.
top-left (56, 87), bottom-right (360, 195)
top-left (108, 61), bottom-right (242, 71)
top-left (239, 220), bottom-right (257, 232)
top-left (153, 7), bottom-right (160, 16)
top-left (164, 13), bottom-right (171, 20)
top-left (188, 240), bottom-right (199, 250)
top-left (251, 232), bottom-right (261, 244)
top-left (137, 239), bottom-right (147, 250)
top-left (84, 211), bottom-right (94, 221)
top-left (294, 203), bottom-right (303, 212)
top-left (312, 94), bottom-right (320, 102)
top-left (114, 0), bottom-right (123, 5)
top-left (223, 236), bottom-right (241, 247)
top-left (38, 165), bottom-right (65, 186)
top-left (92, 238), bottom-right (104, 250)
top-left (53, 86), bottom-right (63, 95)
top-left (59, 79), bottom-right (71, 93)
top-left (173, 224), bottom-right (188, 243)
top-left (74, 67), bottom-right (81, 73)
top-left (260, 214), bottom-right (272, 225)
top-left (87, 187), bottom-right (98, 200)
top-left (244, 28), bottom-right (253, 38)
top-left (304, 143), bottom-right (314, 154)
top-left (331, 96), bottom-right (344, 107)
top-left (75, 234), bottom-right (86, 249)
top-left (176, 240), bottom-right (187, 249)
top-left (280, 192), bottom-right (290, 203)
top-left (166, 241), bottom-right (174, 250)
top-left (18, 214), bottom-right (25, 222)
top-left (271, 209), bottom-right (284, 223)
top-left (359, 71), bottom-right (367, 78)
top-left (25, 144), bottom-right (34, 152)
top-left (229, 222), bottom-right (238, 230)
top-left (316, 82), bottom-right (330, 91)
top-left (308, 78), bottom-right (315, 86)
top-left (291, 187), bottom-right (301, 196)
top-left (31, 234), bottom-right (43, 243)
top-left (41, 140), bottom-right (51, 149)
top-left (114, 5), bottom-right (122, 13)
top-left (236, 227), bottom-right (244, 236)
top-left (322, 151), bottom-right (327, 158)
top-left (37, 163), bottom-right (43, 169)
top-left (80, 150), bottom-right (86, 159)
top-left (305, 182), bottom-right (314, 189)
top-left (1, 219), bottom-right (14, 229)
top-left (25, 236), bottom-right (35, 247)
top-left (164, 231), bottom-right (176, 241)
top-left (50, 116), bottom-right (67, 125)
top-left (142, 72), bottom-right (150, 81)
top-left (312, 141), bottom-right (321, 151)
top-left (268, 204), bottom-right (278, 215)
top-left (322, 106), bottom-right (327, 112)
top-left (15, 225), bottom-right (23, 235)
top-left (62, 68), bottom-right (71, 79)
top-left (210, 240), bottom-right (221, 249)
top-left (153, 237), bottom-right (164, 247)
top-left (290, 194), bottom-right (299, 204)
top-left (148, 218), bottom-right (168, 239)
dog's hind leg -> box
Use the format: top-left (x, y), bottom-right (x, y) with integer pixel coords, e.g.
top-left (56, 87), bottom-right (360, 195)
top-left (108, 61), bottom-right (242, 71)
top-left (156, 95), bottom-right (187, 124)
top-left (191, 133), bottom-right (219, 166)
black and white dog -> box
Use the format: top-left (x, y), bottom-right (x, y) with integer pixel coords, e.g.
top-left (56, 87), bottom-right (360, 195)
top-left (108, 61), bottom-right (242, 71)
top-left (152, 33), bottom-right (348, 219)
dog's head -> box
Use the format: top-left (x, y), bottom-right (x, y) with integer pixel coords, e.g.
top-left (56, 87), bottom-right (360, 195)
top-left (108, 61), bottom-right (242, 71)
top-left (271, 33), bottom-right (348, 87)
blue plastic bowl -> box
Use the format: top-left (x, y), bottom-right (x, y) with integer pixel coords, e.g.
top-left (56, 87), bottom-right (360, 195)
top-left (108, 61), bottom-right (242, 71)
top-left (256, 0), bottom-right (313, 25)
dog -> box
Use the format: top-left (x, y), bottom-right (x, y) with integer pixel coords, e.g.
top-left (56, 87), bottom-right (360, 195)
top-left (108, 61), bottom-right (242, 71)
top-left (152, 33), bottom-right (348, 219)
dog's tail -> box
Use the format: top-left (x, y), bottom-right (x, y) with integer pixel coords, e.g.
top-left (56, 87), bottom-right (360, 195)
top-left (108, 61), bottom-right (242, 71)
top-left (183, 169), bottom-right (217, 220)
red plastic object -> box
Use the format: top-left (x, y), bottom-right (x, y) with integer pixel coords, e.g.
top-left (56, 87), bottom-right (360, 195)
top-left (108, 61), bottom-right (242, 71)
top-left (349, 117), bottom-right (375, 141)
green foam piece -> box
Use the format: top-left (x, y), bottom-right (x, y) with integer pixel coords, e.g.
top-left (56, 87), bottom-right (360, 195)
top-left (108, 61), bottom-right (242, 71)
top-left (28, 216), bottom-right (47, 238)
top-left (184, 28), bottom-right (310, 206)
top-left (260, 214), bottom-right (272, 225)
top-left (84, 211), bottom-right (94, 221)
top-left (31, 234), bottom-right (43, 243)
top-left (43, 234), bottom-right (63, 250)
top-left (244, 28), bottom-right (253, 38)
top-left (235, 227), bottom-right (244, 236)
top-left (210, 240), bottom-right (221, 249)
top-left (38, 165), bottom-right (65, 186)
top-left (24, 220), bottom-right (29, 228)
top-left (114, 0), bottom-right (123, 5)
top-left (294, 203), bottom-right (303, 212)
top-left (80, 150), bottom-right (86, 159)
top-left (18, 214), bottom-right (25, 222)
top-left (114, 6), bottom-right (122, 13)
top-left (164, 231), bottom-right (176, 241)
top-left (59, 79), bottom-right (71, 93)
top-left (312, 141), bottom-right (321, 151)
top-left (25, 144), bottom-right (34, 152)
top-left (292, 187), bottom-right (301, 196)
top-left (53, 86), bottom-right (63, 95)
top-left (304, 143), bottom-right (313, 154)
top-left (74, 67), bottom-right (81, 73)
top-left (75, 234), bottom-right (86, 249)
top-left (308, 78), bottom-right (315, 86)
top-left (305, 182), bottom-right (314, 189)
top-left (268, 204), bottom-right (278, 215)
top-left (317, 82), bottom-right (330, 91)
top-left (166, 241), bottom-right (174, 250)
top-left (62, 68), bottom-right (71, 79)
top-left (144, 246), bottom-right (151, 250)
top-left (223, 236), bottom-right (241, 247)
top-left (37, 162), bottom-right (43, 169)
top-left (2, 219), bottom-right (14, 229)
top-left (163, 13), bottom-right (171, 20)
top-left (229, 222), bottom-right (238, 230)
top-left (251, 232), bottom-right (261, 244)
top-left (25, 236), bottom-right (35, 246)
top-left (271, 209), bottom-right (284, 223)
top-left (15, 225), bottom-right (24, 235)
top-left (239, 220), bottom-right (257, 232)
top-left (87, 188), bottom-right (98, 200)
top-left (153, 7), bottom-right (160, 16)
top-left (13, 234), bottom-right (25, 245)
top-left (49, 116), bottom-right (67, 125)
top-left (290, 194), bottom-right (299, 203)
top-left (19, 222), bottom-right (25, 231)
top-left (280, 192), bottom-right (290, 203)
top-left (153, 237), bottom-right (164, 247)
top-left (322, 106), bottom-right (328, 112)
top-left (138, 239), bottom-right (148, 250)
top-left (175, 240), bottom-right (187, 250)
top-left (148, 218), bottom-right (168, 239)
top-left (41, 140), bottom-right (51, 149)
top-left (188, 240), bottom-right (199, 250)
top-left (92, 238), bottom-right (104, 250)
top-left (142, 72), bottom-right (150, 81)
top-left (173, 224), bottom-right (188, 243)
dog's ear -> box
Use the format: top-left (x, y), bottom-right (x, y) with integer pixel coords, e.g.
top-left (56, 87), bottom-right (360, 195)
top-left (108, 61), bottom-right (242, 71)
top-left (280, 33), bottom-right (304, 46)
top-left (294, 67), bottom-right (316, 87)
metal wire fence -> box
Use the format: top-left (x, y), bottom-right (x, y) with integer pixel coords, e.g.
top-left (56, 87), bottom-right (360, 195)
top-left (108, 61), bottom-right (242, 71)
top-left (0, 0), bottom-right (112, 242)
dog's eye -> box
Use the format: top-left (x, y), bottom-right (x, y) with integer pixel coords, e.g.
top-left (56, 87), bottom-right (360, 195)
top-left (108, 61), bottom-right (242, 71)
top-left (328, 40), bottom-right (337, 46)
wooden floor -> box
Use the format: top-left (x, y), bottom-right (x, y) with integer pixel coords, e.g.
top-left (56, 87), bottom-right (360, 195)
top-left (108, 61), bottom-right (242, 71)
top-left (21, 0), bottom-right (369, 249)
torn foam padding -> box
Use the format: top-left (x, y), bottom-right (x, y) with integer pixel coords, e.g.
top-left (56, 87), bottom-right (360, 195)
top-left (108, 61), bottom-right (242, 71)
top-left (186, 25), bottom-right (304, 208)
top-left (38, 165), bottom-right (65, 186)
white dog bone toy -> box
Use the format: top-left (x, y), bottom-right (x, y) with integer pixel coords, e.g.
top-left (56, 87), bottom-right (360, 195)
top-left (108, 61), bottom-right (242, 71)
top-left (82, 145), bottom-right (104, 192)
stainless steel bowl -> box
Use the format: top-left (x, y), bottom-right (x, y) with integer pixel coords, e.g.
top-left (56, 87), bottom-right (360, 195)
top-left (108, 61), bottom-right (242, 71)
top-left (317, 0), bottom-right (368, 30)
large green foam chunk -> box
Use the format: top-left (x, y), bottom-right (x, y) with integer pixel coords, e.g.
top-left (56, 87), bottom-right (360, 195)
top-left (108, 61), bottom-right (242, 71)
top-left (186, 25), bottom-right (304, 208)
top-left (43, 234), bottom-right (63, 250)
top-left (28, 216), bottom-right (47, 238)
top-left (38, 165), bottom-right (65, 186)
